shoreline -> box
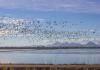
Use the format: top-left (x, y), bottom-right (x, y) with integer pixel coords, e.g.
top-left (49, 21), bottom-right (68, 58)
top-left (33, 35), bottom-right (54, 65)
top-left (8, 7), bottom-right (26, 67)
top-left (0, 47), bottom-right (99, 49)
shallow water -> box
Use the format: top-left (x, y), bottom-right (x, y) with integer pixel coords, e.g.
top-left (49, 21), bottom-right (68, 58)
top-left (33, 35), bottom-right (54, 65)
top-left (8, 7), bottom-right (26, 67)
top-left (0, 49), bottom-right (100, 64)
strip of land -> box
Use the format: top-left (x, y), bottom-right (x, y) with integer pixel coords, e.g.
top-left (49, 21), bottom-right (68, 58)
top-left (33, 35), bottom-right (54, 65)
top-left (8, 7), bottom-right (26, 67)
top-left (0, 46), bottom-right (100, 49)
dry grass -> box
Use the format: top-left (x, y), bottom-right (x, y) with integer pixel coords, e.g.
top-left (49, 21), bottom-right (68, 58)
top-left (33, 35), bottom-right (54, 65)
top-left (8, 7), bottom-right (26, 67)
top-left (0, 64), bottom-right (100, 70)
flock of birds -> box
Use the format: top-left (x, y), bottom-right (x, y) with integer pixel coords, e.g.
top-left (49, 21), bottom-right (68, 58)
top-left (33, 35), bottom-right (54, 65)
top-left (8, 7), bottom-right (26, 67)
top-left (0, 17), bottom-right (98, 45)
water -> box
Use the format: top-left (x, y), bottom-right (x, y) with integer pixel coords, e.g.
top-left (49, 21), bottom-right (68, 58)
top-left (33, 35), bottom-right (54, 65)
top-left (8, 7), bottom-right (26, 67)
top-left (0, 49), bottom-right (100, 64)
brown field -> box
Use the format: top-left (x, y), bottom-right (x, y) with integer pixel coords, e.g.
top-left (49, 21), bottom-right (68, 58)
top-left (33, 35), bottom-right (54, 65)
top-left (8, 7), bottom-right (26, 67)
top-left (0, 64), bottom-right (100, 70)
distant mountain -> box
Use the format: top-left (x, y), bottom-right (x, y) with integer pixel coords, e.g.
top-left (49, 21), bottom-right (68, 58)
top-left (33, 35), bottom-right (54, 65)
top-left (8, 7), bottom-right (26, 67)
top-left (67, 43), bottom-right (83, 47)
top-left (85, 41), bottom-right (98, 47)
top-left (47, 41), bottom-right (100, 47)
top-left (48, 42), bottom-right (82, 47)
top-left (47, 41), bottom-right (63, 47)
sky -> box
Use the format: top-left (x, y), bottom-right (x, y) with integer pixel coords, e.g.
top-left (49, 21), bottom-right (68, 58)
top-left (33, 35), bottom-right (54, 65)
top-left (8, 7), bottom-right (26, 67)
top-left (0, 0), bottom-right (100, 46)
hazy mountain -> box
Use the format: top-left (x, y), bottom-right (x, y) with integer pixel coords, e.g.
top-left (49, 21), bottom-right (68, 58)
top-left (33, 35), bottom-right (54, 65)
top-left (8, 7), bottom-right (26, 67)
top-left (48, 42), bottom-right (82, 47)
top-left (47, 41), bottom-right (63, 47)
top-left (85, 41), bottom-right (98, 47)
top-left (47, 41), bottom-right (99, 47)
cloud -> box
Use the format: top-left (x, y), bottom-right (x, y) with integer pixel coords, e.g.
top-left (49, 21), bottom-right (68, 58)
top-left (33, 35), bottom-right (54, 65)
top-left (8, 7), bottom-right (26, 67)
top-left (0, 0), bottom-right (100, 13)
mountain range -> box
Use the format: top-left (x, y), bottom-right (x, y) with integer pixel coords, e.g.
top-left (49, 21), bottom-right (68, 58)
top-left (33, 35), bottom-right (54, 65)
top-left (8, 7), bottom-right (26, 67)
top-left (47, 41), bottom-right (100, 47)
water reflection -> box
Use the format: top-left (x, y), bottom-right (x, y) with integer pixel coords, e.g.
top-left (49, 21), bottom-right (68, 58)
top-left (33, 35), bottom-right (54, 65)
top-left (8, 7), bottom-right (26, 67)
top-left (0, 49), bottom-right (100, 64)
